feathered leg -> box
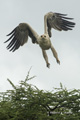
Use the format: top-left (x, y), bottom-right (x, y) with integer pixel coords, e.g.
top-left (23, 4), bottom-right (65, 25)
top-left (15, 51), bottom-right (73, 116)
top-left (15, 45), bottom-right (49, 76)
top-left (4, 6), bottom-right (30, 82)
top-left (51, 44), bottom-right (60, 64)
top-left (42, 49), bottom-right (50, 68)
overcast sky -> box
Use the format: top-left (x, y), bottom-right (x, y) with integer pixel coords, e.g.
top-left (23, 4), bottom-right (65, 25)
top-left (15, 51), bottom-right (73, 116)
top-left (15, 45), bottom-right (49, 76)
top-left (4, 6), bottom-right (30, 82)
top-left (0, 0), bottom-right (80, 91)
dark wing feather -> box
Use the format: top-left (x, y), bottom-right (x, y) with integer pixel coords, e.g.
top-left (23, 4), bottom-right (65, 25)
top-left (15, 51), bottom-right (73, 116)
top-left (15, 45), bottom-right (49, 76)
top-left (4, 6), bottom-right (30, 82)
top-left (4, 23), bottom-right (38, 52)
top-left (47, 12), bottom-right (75, 37)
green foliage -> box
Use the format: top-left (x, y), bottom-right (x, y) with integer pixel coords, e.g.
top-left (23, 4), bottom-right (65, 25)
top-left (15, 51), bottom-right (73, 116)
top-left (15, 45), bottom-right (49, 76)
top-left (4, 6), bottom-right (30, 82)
top-left (0, 70), bottom-right (80, 120)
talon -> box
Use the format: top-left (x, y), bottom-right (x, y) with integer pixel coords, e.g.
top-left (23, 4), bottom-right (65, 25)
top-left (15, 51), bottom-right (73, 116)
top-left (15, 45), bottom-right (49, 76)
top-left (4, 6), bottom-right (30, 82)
top-left (47, 63), bottom-right (50, 68)
top-left (57, 59), bottom-right (60, 64)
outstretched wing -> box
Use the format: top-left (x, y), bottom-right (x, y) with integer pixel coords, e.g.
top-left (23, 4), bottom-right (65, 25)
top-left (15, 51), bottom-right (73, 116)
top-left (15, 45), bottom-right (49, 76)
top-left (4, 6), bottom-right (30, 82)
top-left (44, 12), bottom-right (75, 37)
top-left (4, 23), bottom-right (39, 52)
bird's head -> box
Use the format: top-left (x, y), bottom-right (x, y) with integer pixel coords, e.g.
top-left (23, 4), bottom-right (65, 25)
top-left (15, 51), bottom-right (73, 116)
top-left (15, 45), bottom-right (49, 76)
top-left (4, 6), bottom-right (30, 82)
top-left (40, 34), bottom-right (49, 41)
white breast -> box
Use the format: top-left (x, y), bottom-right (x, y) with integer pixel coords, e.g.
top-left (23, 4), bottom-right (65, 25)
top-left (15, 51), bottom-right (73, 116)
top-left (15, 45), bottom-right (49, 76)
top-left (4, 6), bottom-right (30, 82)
top-left (38, 36), bottom-right (51, 50)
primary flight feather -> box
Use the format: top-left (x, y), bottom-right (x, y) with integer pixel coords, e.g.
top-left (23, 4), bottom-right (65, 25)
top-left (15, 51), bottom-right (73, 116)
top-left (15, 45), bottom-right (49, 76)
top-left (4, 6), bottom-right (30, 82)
top-left (4, 12), bottom-right (75, 68)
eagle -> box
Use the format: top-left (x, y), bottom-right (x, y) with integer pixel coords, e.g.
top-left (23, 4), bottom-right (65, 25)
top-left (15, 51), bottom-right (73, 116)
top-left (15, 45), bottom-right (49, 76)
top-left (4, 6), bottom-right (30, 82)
top-left (4, 12), bottom-right (75, 68)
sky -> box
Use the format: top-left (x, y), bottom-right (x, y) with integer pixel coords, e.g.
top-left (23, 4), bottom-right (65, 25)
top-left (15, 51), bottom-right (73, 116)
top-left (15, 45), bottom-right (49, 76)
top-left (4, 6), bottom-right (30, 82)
top-left (0, 0), bottom-right (80, 92)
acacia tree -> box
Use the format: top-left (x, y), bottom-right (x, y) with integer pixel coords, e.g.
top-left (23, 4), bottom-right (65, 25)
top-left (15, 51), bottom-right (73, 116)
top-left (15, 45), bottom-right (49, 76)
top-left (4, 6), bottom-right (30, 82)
top-left (0, 70), bottom-right (80, 120)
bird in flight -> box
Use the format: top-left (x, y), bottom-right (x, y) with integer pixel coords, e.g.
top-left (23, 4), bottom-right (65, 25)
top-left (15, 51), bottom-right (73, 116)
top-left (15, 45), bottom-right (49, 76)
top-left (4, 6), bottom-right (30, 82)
top-left (4, 12), bottom-right (75, 68)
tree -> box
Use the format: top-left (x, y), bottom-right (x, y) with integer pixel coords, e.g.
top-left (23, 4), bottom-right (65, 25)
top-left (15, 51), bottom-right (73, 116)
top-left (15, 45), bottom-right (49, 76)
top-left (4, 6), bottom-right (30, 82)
top-left (0, 70), bottom-right (80, 120)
